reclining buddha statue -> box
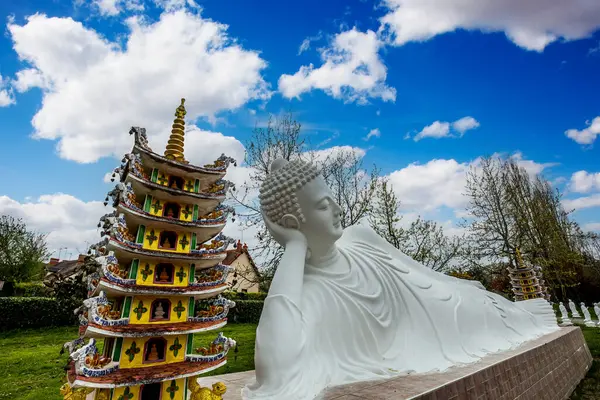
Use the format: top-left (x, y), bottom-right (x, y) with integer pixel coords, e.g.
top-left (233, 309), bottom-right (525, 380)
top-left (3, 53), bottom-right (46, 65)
top-left (242, 158), bottom-right (558, 400)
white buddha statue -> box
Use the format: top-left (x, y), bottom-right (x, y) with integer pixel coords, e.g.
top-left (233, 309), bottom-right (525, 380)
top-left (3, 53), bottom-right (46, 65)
top-left (594, 303), bottom-right (600, 327)
top-left (558, 302), bottom-right (572, 326)
top-left (242, 158), bottom-right (559, 400)
top-left (568, 299), bottom-right (581, 318)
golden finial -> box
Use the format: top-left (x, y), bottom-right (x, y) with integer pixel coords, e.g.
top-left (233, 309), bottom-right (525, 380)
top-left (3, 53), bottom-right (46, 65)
top-left (515, 247), bottom-right (524, 269)
top-left (164, 98), bottom-right (188, 163)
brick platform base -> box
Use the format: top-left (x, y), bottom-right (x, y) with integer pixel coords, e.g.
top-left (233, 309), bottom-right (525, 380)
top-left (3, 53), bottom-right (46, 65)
top-left (197, 327), bottom-right (592, 400)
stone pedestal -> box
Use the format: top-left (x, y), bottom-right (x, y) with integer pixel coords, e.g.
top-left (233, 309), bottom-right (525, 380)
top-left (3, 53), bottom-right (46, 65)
top-left (198, 327), bottom-right (591, 400)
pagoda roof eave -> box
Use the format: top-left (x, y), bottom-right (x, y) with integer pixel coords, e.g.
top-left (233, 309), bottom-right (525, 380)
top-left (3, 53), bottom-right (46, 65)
top-left (118, 203), bottom-right (226, 239)
top-left (95, 278), bottom-right (229, 299)
top-left (70, 358), bottom-right (227, 389)
top-left (126, 173), bottom-right (225, 208)
top-left (107, 239), bottom-right (227, 268)
top-left (133, 144), bottom-right (227, 181)
top-left (84, 319), bottom-right (227, 338)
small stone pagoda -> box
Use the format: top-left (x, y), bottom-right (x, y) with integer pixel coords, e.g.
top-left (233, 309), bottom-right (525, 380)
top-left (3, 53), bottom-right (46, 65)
top-left (61, 99), bottom-right (239, 400)
top-left (507, 248), bottom-right (549, 301)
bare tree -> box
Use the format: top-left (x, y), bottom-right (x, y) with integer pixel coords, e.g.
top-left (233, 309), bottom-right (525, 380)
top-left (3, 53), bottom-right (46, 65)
top-left (368, 178), bottom-right (463, 272)
top-left (461, 155), bottom-right (590, 299)
top-left (320, 148), bottom-right (379, 228)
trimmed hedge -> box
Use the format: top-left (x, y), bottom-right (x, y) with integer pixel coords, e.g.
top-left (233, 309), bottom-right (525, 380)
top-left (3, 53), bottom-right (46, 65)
top-left (14, 282), bottom-right (52, 297)
top-left (0, 297), bottom-right (75, 331)
top-left (229, 300), bottom-right (264, 324)
top-left (222, 291), bottom-right (267, 301)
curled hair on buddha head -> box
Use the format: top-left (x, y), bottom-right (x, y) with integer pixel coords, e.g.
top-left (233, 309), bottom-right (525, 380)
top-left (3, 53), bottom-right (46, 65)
top-left (259, 158), bottom-right (322, 226)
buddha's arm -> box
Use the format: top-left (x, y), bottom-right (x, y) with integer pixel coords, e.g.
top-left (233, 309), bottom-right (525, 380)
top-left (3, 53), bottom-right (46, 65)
top-left (266, 241), bottom-right (307, 304)
top-left (254, 241), bottom-right (308, 380)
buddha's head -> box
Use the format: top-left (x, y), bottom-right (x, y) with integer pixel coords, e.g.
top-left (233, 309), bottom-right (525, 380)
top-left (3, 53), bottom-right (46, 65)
top-left (259, 158), bottom-right (343, 248)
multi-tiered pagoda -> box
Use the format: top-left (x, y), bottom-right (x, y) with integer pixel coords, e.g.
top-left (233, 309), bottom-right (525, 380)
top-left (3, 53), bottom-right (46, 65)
top-left (507, 248), bottom-right (549, 301)
top-left (61, 99), bottom-right (238, 400)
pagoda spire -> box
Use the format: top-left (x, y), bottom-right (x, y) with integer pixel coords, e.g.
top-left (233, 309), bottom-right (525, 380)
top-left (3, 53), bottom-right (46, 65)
top-left (164, 98), bottom-right (187, 163)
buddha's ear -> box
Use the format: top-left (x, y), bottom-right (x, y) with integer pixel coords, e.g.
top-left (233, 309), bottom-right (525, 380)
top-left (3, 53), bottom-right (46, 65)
top-left (280, 214), bottom-right (300, 230)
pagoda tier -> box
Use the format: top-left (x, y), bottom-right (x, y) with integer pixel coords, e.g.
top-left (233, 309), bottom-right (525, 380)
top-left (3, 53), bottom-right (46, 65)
top-left (129, 126), bottom-right (236, 183)
top-left (66, 332), bottom-right (235, 389)
top-left (80, 291), bottom-right (234, 338)
top-left (87, 253), bottom-right (233, 299)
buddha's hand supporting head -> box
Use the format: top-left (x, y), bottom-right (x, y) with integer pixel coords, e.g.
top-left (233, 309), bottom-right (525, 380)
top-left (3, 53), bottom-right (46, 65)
top-left (262, 210), bottom-right (307, 247)
top-left (259, 158), bottom-right (344, 249)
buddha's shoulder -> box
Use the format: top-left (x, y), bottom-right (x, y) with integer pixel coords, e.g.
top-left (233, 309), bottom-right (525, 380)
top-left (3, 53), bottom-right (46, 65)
top-left (341, 224), bottom-right (385, 245)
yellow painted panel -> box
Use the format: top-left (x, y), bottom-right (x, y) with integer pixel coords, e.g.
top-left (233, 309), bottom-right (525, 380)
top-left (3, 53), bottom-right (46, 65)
top-left (135, 261), bottom-right (189, 287)
top-left (179, 204), bottom-right (194, 222)
top-left (155, 170), bottom-right (194, 192)
top-left (162, 378), bottom-right (185, 400)
top-left (129, 296), bottom-right (188, 325)
top-left (148, 198), bottom-right (164, 217)
top-left (112, 385), bottom-right (140, 400)
top-left (142, 227), bottom-right (191, 254)
top-left (120, 335), bottom-right (187, 369)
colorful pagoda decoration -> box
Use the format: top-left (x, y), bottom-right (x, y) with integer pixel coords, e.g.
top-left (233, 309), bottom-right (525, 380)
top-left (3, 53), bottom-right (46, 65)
top-left (507, 248), bottom-right (549, 301)
top-left (61, 99), bottom-right (240, 400)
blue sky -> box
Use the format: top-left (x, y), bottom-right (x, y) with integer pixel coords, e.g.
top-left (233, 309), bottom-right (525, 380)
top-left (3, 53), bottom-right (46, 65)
top-left (0, 0), bottom-right (599, 257)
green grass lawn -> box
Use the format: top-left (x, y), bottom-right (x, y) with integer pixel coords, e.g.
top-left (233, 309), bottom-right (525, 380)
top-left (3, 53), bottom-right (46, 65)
top-left (570, 326), bottom-right (600, 400)
top-left (0, 324), bottom-right (256, 400)
top-left (1, 322), bottom-right (599, 400)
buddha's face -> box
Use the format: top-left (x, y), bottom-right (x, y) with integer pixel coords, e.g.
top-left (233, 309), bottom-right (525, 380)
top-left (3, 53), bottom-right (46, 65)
top-left (296, 176), bottom-right (343, 243)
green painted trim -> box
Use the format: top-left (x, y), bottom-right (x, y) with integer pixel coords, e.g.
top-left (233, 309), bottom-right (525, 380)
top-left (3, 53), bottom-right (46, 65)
top-left (136, 225), bottom-right (146, 244)
top-left (128, 259), bottom-right (139, 279)
top-left (121, 296), bottom-right (132, 318)
top-left (143, 195), bottom-right (153, 213)
top-left (112, 337), bottom-right (123, 362)
top-left (184, 378), bottom-right (188, 400)
top-left (188, 296), bottom-right (195, 318)
top-left (151, 168), bottom-right (159, 183)
top-left (193, 204), bottom-right (199, 221)
top-left (191, 233), bottom-right (197, 250)
top-left (194, 179), bottom-right (200, 193)
top-left (189, 264), bottom-right (195, 281)
top-left (186, 333), bottom-right (194, 354)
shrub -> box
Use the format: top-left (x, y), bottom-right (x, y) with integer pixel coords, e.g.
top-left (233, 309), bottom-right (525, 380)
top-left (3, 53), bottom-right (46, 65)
top-left (14, 282), bottom-right (52, 297)
top-left (0, 297), bottom-right (75, 331)
top-left (222, 291), bottom-right (267, 301)
top-left (229, 300), bottom-right (264, 324)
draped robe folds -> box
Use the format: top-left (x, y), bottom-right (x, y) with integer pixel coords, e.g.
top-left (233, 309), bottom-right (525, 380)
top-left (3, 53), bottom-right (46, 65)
top-left (242, 226), bottom-right (559, 400)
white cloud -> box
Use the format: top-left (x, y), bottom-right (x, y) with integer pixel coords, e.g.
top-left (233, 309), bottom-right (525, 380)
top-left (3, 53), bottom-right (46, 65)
top-left (386, 153), bottom-right (553, 213)
top-left (8, 10), bottom-right (271, 163)
top-left (12, 68), bottom-right (49, 92)
top-left (569, 170), bottom-right (600, 193)
top-left (379, 0), bottom-right (600, 52)
top-left (0, 74), bottom-right (16, 107)
top-left (103, 172), bottom-right (114, 183)
top-left (565, 116), bottom-right (600, 146)
top-left (414, 121), bottom-right (450, 141)
top-left (279, 28), bottom-right (396, 104)
top-left (563, 194), bottom-right (600, 211)
top-left (298, 32), bottom-right (322, 55)
top-left (452, 116), bottom-right (480, 134)
top-left (308, 145), bottom-right (367, 165)
top-left (364, 128), bottom-right (381, 141)
top-left (412, 116), bottom-right (479, 141)
top-left (0, 194), bottom-right (106, 257)
top-left (583, 222), bottom-right (600, 232)
top-left (387, 159), bottom-right (470, 211)
top-left (509, 151), bottom-right (557, 176)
